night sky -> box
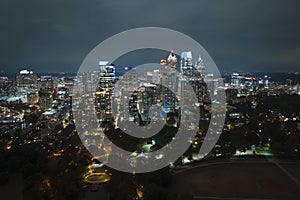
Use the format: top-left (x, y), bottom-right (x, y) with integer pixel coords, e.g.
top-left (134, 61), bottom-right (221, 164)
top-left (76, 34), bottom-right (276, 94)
top-left (0, 0), bottom-right (300, 73)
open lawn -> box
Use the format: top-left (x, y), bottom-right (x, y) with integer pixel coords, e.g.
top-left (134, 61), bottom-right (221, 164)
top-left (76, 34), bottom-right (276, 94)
top-left (168, 160), bottom-right (300, 199)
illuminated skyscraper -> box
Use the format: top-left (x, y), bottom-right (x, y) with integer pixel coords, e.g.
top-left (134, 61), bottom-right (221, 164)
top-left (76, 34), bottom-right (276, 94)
top-left (137, 83), bottom-right (158, 124)
top-left (263, 75), bottom-right (269, 89)
top-left (122, 67), bottom-right (138, 93)
top-left (194, 55), bottom-right (205, 79)
top-left (180, 51), bottom-right (193, 77)
top-left (167, 50), bottom-right (177, 70)
top-left (95, 61), bottom-right (116, 125)
top-left (179, 51), bottom-right (210, 104)
top-left (38, 76), bottom-right (54, 109)
top-left (16, 70), bottom-right (37, 91)
top-left (121, 68), bottom-right (138, 122)
top-left (38, 76), bottom-right (54, 93)
top-left (16, 69), bottom-right (38, 104)
top-left (160, 51), bottom-right (178, 113)
top-left (231, 73), bottom-right (245, 88)
top-left (152, 69), bottom-right (160, 84)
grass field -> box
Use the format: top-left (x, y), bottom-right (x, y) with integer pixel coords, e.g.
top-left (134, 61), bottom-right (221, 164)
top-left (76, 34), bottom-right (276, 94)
top-left (168, 159), bottom-right (300, 199)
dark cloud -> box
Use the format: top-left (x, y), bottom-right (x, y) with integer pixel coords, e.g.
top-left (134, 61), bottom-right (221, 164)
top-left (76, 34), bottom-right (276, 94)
top-left (0, 0), bottom-right (299, 73)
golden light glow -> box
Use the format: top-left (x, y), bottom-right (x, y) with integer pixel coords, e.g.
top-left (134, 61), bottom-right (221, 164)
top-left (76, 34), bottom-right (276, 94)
top-left (96, 91), bottom-right (106, 95)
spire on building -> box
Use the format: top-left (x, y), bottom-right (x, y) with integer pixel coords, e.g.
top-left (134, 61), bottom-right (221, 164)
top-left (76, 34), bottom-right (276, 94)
top-left (194, 54), bottom-right (205, 79)
top-left (167, 50), bottom-right (177, 69)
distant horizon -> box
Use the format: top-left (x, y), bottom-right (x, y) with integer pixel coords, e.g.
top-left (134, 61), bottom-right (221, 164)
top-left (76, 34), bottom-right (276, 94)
top-left (1, 69), bottom-right (300, 85)
top-left (1, 69), bottom-right (300, 76)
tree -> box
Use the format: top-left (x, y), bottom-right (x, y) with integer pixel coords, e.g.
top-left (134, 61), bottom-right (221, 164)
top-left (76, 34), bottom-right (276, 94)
top-left (0, 171), bottom-right (9, 186)
top-left (24, 113), bottom-right (38, 124)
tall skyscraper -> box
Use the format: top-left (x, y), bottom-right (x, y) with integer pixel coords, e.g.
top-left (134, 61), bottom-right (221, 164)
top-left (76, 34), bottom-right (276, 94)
top-left (122, 67), bottom-right (138, 93)
top-left (152, 69), bottom-right (160, 84)
top-left (38, 76), bottom-right (54, 93)
top-left (137, 83), bottom-right (158, 124)
top-left (167, 50), bottom-right (177, 70)
top-left (16, 69), bottom-right (38, 104)
top-left (38, 76), bottom-right (54, 109)
top-left (160, 51), bottom-right (178, 113)
top-left (128, 90), bottom-right (138, 122)
top-left (179, 51), bottom-right (209, 104)
top-left (119, 67), bottom-right (139, 123)
top-left (180, 51), bottom-right (193, 77)
top-left (95, 61), bottom-right (116, 125)
top-left (146, 69), bottom-right (160, 84)
top-left (194, 55), bottom-right (205, 79)
top-left (16, 70), bottom-right (37, 91)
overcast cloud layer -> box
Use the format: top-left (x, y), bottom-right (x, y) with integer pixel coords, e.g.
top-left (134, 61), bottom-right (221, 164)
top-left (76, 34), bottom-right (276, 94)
top-left (0, 0), bottom-right (300, 73)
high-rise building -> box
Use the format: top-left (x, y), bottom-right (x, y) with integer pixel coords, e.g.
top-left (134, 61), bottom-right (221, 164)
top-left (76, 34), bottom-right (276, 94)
top-left (179, 51), bottom-right (211, 104)
top-left (226, 88), bottom-right (238, 104)
top-left (263, 75), bottom-right (269, 89)
top-left (95, 61), bottom-right (116, 125)
top-left (38, 76), bottom-right (54, 109)
top-left (146, 71), bottom-right (153, 84)
top-left (160, 51), bottom-right (178, 113)
top-left (194, 55), bottom-right (205, 79)
top-left (167, 50), bottom-right (177, 70)
top-left (0, 77), bottom-right (13, 97)
top-left (128, 90), bottom-right (138, 122)
top-left (190, 79), bottom-right (210, 103)
top-left (137, 83), bottom-right (158, 124)
top-left (38, 76), bottom-right (54, 93)
top-left (16, 70), bottom-right (37, 91)
top-left (146, 69), bottom-right (160, 84)
top-left (231, 73), bottom-right (245, 88)
top-left (16, 69), bottom-right (38, 104)
top-left (118, 67), bottom-right (139, 123)
top-left (180, 51), bottom-right (193, 77)
top-left (122, 67), bottom-right (138, 93)
top-left (152, 69), bottom-right (160, 84)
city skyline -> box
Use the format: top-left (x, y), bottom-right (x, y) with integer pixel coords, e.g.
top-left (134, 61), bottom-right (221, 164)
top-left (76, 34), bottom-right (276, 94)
top-left (1, 50), bottom-right (300, 199)
top-left (1, 1), bottom-right (300, 199)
